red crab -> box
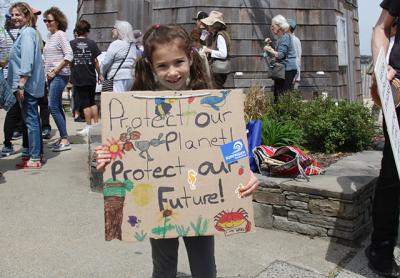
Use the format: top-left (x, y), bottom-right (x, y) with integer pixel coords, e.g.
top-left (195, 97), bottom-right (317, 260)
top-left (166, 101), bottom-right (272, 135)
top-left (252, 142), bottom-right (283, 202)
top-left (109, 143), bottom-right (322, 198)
top-left (214, 208), bottom-right (251, 233)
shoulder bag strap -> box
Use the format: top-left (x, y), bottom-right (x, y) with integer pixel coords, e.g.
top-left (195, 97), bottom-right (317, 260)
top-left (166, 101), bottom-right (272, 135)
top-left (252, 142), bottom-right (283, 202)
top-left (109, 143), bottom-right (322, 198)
top-left (6, 29), bottom-right (16, 42)
top-left (110, 42), bottom-right (132, 79)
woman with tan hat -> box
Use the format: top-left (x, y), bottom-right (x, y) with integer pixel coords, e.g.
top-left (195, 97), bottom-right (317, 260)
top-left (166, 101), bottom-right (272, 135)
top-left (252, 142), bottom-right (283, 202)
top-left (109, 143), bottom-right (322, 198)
top-left (201, 10), bottom-right (231, 88)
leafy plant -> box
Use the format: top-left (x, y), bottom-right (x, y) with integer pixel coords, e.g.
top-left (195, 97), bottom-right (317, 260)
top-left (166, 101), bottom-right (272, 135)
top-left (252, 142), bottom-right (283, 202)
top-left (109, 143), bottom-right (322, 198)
top-left (264, 91), bottom-right (305, 123)
top-left (299, 98), bottom-right (375, 153)
top-left (261, 117), bottom-right (304, 147)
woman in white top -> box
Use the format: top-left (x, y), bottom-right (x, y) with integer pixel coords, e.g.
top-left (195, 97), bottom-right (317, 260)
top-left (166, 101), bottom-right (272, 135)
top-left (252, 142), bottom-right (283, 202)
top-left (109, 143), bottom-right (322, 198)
top-left (201, 11), bottom-right (231, 89)
top-left (101, 20), bottom-right (137, 92)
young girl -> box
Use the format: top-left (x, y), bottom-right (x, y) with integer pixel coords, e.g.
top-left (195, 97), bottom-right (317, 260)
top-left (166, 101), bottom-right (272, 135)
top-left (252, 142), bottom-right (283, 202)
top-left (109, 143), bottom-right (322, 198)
top-left (96, 24), bottom-right (259, 278)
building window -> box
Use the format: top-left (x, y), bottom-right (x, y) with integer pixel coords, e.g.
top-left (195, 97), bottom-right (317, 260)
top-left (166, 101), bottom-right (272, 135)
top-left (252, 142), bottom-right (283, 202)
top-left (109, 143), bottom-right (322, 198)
top-left (337, 16), bottom-right (348, 66)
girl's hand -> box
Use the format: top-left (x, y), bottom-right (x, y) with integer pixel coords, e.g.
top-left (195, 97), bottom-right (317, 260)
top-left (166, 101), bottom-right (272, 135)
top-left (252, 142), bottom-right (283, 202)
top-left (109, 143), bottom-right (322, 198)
top-left (95, 145), bottom-right (112, 172)
top-left (240, 172), bottom-right (259, 198)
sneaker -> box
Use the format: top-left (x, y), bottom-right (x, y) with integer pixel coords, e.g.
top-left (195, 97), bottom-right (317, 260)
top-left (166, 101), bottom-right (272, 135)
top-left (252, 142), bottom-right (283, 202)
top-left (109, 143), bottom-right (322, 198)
top-left (77, 125), bottom-right (91, 136)
top-left (11, 131), bottom-right (23, 140)
top-left (16, 159), bottom-right (42, 169)
top-left (48, 138), bottom-right (62, 149)
top-left (52, 143), bottom-right (71, 152)
top-left (365, 243), bottom-right (400, 277)
top-left (1, 146), bottom-right (15, 156)
top-left (42, 129), bottom-right (51, 139)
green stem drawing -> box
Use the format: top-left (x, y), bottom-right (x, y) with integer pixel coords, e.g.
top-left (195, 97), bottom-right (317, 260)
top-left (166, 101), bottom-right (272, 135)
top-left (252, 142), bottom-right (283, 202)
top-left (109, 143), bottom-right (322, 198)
top-left (190, 216), bottom-right (209, 236)
top-left (163, 216), bottom-right (168, 238)
top-left (175, 225), bottom-right (190, 237)
top-left (134, 230), bottom-right (147, 241)
top-left (151, 217), bottom-right (175, 238)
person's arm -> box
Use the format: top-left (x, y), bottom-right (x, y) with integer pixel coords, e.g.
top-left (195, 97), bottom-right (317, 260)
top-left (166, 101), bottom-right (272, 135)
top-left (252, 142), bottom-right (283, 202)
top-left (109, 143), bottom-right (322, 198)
top-left (372, 9), bottom-right (394, 64)
top-left (95, 58), bottom-right (103, 83)
top-left (16, 29), bottom-right (36, 101)
top-left (264, 35), bottom-right (289, 60)
top-left (204, 34), bottom-right (227, 59)
top-left (100, 41), bottom-right (118, 77)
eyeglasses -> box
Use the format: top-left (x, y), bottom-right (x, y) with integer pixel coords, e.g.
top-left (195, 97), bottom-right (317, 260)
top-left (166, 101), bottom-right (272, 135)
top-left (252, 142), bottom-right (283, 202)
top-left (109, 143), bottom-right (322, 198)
top-left (43, 19), bottom-right (55, 23)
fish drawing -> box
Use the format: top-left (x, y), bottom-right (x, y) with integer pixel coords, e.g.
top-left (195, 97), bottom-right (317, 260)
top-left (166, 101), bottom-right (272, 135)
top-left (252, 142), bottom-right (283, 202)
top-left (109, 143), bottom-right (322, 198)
top-left (200, 90), bottom-right (230, 111)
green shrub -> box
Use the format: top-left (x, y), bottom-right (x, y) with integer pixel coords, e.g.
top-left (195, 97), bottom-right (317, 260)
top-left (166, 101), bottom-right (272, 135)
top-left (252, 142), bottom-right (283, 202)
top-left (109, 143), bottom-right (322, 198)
top-left (264, 92), bottom-right (305, 123)
top-left (261, 117), bottom-right (304, 147)
top-left (299, 98), bottom-right (375, 153)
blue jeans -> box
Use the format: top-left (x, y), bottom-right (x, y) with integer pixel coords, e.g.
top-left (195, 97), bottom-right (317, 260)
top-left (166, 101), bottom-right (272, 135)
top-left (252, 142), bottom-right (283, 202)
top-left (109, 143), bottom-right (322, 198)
top-left (22, 92), bottom-right (42, 160)
top-left (48, 75), bottom-right (69, 138)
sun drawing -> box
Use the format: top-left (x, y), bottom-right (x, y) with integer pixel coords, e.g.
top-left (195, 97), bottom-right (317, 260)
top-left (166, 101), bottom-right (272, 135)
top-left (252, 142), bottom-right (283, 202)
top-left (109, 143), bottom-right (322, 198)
top-left (105, 137), bottom-right (124, 160)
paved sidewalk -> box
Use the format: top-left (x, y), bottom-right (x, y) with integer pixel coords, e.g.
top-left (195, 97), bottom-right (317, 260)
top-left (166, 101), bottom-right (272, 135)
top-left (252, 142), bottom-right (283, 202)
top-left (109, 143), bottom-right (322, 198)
top-left (0, 109), bottom-right (394, 278)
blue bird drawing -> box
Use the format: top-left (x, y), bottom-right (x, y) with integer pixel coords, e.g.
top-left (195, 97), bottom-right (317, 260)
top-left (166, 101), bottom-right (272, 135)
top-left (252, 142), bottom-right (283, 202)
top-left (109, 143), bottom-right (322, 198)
top-left (200, 90), bottom-right (230, 111)
top-left (155, 98), bottom-right (174, 118)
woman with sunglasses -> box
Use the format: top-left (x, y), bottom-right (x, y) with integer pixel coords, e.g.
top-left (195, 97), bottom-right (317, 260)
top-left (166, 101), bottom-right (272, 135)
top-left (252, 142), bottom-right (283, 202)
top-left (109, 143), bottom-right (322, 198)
top-left (43, 6), bottom-right (73, 152)
top-left (7, 2), bottom-right (45, 168)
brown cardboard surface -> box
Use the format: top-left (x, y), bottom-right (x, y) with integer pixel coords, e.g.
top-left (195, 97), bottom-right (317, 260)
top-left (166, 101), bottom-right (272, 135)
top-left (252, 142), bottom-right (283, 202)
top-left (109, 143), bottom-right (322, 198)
top-left (101, 89), bottom-right (254, 242)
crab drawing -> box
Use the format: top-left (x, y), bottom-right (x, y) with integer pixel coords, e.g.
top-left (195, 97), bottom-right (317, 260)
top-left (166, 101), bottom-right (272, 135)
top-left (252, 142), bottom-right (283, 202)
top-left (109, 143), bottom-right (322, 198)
top-left (134, 133), bottom-right (165, 161)
top-left (214, 208), bottom-right (251, 235)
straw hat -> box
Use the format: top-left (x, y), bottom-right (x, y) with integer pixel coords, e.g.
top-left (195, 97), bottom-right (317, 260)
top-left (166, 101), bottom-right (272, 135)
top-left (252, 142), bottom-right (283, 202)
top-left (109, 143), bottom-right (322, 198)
top-left (200, 11), bottom-right (226, 26)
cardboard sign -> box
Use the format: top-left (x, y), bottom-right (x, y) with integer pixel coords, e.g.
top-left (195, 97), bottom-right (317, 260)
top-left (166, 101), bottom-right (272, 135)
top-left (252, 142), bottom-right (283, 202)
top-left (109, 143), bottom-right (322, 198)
top-left (101, 89), bottom-right (254, 242)
top-left (374, 48), bottom-right (400, 180)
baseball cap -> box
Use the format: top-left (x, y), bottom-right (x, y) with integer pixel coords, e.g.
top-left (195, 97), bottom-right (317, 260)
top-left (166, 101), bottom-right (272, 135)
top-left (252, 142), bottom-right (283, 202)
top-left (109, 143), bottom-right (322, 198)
top-left (30, 5), bottom-right (41, 15)
top-left (192, 11), bottom-right (208, 21)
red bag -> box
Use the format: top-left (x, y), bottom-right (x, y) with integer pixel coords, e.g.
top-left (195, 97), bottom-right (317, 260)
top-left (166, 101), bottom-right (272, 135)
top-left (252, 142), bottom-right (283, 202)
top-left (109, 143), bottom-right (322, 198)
top-left (253, 145), bottom-right (324, 180)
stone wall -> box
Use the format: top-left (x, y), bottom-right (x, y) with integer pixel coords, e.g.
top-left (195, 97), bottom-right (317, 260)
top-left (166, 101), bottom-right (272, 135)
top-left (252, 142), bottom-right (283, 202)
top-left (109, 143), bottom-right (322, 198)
top-left (253, 159), bottom-right (378, 241)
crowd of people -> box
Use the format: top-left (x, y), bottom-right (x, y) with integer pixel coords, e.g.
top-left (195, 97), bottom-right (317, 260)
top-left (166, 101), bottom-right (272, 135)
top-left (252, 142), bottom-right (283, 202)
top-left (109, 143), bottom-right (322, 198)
top-left (0, 4), bottom-right (304, 167)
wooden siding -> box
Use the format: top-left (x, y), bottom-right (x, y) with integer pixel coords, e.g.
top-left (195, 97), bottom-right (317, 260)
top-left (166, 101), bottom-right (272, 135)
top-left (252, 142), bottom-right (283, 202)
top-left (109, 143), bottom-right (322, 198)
top-left (78, 0), bottom-right (361, 101)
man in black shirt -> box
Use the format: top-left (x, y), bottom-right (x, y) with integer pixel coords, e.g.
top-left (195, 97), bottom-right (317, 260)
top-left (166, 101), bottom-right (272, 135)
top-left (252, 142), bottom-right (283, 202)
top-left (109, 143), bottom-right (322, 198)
top-left (368, 0), bottom-right (400, 277)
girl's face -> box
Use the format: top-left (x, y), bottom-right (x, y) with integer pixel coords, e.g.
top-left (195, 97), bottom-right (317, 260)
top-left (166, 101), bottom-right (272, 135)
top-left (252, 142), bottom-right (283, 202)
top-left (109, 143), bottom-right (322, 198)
top-left (44, 13), bottom-right (58, 33)
top-left (11, 8), bottom-right (28, 28)
top-left (151, 40), bottom-right (192, 91)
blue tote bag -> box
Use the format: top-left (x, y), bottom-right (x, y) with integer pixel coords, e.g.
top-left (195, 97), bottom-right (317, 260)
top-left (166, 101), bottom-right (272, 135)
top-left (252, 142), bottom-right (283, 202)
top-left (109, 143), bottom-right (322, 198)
top-left (246, 119), bottom-right (262, 172)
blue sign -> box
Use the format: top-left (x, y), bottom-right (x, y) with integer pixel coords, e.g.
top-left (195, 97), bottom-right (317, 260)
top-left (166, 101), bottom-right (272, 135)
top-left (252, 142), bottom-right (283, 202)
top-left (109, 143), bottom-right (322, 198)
top-left (220, 139), bottom-right (248, 164)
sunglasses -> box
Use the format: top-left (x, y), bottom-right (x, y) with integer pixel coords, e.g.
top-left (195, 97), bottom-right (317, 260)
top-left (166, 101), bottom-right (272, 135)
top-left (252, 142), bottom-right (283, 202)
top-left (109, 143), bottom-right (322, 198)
top-left (43, 19), bottom-right (55, 23)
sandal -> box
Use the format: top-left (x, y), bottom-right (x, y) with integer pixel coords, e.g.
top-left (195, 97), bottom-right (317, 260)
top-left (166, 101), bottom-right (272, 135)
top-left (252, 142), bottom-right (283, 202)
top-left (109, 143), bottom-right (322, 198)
top-left (16, 160), bottom-right (42, 169)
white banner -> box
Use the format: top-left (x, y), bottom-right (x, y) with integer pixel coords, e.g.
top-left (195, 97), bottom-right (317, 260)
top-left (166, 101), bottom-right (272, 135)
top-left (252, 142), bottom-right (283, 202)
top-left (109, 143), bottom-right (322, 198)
top-left (374, 48), bottom-right (400, 179)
